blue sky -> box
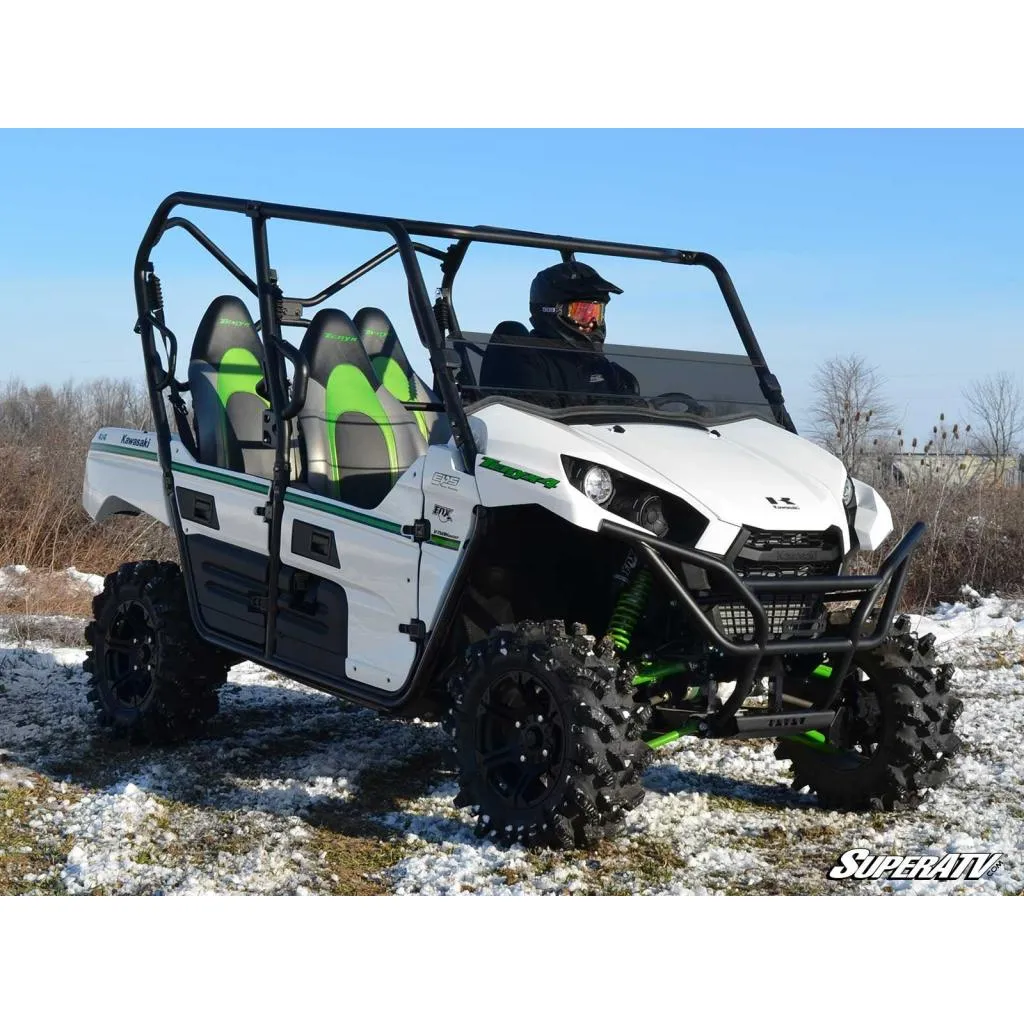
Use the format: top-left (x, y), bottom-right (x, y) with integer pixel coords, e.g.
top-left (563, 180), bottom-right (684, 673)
top-left (1, 129), bottom-right (1021, 435)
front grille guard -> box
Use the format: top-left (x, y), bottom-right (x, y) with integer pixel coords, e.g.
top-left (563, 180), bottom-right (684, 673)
top-left (598, 519), bottom-right (926, 714)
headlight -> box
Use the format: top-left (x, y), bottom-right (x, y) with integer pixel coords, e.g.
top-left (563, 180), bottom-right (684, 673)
top-left (583, 466), bottom-right (614, 505)
top-left (612, 492), bottom-right (669, 538)
top-left (843, 476), bottom-right (856, 508)
top-left (561, 455), bottom-right (709, 544)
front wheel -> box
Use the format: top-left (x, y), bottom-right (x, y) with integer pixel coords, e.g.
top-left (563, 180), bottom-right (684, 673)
top-left (83, 560), bottom-right (229, 743)
top-left (776, 621), bottom-right (962, 810)
top-left (445, 620), bottom-right (654, 849)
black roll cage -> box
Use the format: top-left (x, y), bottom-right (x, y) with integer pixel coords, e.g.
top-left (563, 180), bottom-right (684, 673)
top-left (134, 192), bottom-right (796, 486)
top-left (131, 192), bottom-right (802, 708)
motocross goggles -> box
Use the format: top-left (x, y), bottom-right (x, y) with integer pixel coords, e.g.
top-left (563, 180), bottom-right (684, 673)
top-left (562, 300), bottom-right (605, 329)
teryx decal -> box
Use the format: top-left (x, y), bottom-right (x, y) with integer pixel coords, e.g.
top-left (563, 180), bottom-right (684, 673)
top-left (480, 456), bottom-right (559, 489)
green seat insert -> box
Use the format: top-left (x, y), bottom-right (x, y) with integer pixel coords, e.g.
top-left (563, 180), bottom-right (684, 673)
top-left (298, 309), bottom-right (425, 508)
top-left (354, 307), bottom-right (438, 442)
top-left (187, 295), bottom-right (272, 476)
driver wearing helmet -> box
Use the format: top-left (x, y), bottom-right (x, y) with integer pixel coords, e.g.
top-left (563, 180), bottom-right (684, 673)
top-left (480, 260), bottom-right (639, 408)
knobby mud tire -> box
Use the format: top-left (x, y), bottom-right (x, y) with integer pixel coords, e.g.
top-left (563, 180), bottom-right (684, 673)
top-left (445, 620), bottom-right (654, 850)
top-left (83, 560), bottom-right (229, 743)
top-left (776, 619), bottom-right (962, 811)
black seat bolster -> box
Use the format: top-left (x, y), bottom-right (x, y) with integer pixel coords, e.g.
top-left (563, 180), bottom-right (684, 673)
top-left (187, 295), bottom-right (272, 477)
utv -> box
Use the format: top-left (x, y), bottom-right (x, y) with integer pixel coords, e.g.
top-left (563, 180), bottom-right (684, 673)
top-left (81, 192), bottom-right (962, 849)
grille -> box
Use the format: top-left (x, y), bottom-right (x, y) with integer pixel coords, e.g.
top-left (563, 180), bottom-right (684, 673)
top-left (713, 597), bottom-right (825, 641)
top-left (733, 528), bottom-right (842, 581)
top-left (712, 528), bottom-right (840, 640)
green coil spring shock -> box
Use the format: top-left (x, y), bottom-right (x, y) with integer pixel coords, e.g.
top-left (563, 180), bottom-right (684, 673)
top-left (607, 568), bottom-right (652, 651)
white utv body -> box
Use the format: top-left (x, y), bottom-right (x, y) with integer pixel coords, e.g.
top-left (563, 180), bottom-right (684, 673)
top-left (80, 193), bottom-right (961, 850)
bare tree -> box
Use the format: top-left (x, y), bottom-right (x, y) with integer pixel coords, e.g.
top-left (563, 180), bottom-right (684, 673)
top-left (808, 355), bottom-right (897, 476)
top-left (963, 371), bottom-right (1024, 483)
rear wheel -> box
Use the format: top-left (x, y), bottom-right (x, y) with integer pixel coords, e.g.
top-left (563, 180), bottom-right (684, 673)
top-left (776, 620), bottom-right (962, 810)
top-left (83, 560), bottom-right (229, 743)
top-left (445, 620), bottom-right (653, 849)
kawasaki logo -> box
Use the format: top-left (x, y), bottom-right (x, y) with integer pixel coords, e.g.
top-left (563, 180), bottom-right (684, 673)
top-left (480, 456), bottom-right (559, 489)
top-left (121, 434), bottom-right (151, 449)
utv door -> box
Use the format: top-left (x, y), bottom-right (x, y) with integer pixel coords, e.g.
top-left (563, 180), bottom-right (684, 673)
top-left (174, 298), bottom-right (278, 656)
top-left (173, 453), bottom-right (274, 656)
top-left (277, 473), bottom-right (423, 690)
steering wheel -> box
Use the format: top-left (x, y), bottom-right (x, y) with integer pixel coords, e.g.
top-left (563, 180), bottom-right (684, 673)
top-left (650, 391), bottom-right (707, 415)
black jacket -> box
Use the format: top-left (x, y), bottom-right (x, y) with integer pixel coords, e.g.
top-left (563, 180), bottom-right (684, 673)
top-left (478, 332), bottom-right (639, 409)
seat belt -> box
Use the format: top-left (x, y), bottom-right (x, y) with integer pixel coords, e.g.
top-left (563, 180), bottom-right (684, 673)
top-left (167, 380), bottom-right (200, 460)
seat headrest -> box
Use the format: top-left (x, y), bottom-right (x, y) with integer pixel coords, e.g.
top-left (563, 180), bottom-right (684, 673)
top-left (300, 309), bottom-right (374, 383)
top-left (354, 307), bottom-right (414, 375)
top-left (491, 320), bottom-right (530, 339)
top-left (191, 296), bottom-right (262, 366)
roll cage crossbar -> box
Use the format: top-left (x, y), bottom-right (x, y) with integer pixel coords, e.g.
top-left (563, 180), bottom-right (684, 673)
top-left (135, 192), bottom-right (795, 491)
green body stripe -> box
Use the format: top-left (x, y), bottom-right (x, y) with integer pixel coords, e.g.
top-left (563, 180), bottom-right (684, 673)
top-left (372, 354), bottom-right (429, 441)
top-left (171, 462), bottom-right (269, 494)
top-left (427, 535), bottom-right (460, 550)
top-left (324, 364), bottom-right (398, 494)
top-left (284, 490), bottom-right (404, 534)
top-left (90, 441), bottom-right (158, 461)
top-left (90, 441), bottom-right (268, 494)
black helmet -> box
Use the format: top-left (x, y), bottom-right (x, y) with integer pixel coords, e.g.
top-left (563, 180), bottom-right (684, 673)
top-left (529, 260), bottom-right (623, 348)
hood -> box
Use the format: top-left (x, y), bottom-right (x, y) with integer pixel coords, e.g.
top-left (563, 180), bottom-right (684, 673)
top-left (566, 417), bottom-right (848, 532)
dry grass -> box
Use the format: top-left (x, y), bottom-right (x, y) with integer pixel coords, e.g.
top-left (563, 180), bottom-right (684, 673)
top-left (0, 571), bottom-right (95, 617)
top-left (855, 474), bottom-right (1024, 610)
top-left (0, 379), bottom-right (175, 610)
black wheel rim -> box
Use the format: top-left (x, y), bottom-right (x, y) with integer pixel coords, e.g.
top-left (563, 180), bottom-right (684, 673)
top-left (103, 601), bottom-right (158, 711)
top-left (475, 669), bottom-right (566, 811)
top-left (829, 674), bottom-right (884, 769)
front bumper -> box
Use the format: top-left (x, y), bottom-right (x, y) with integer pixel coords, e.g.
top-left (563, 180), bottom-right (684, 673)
top-left (598, 519), bottom-right (925, 713)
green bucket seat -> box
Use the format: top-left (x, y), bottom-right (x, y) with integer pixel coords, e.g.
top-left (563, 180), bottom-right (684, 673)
top-left (298, 309), bottom-right (426, 508)
top-left (187, 295), bottom-right (272, 477)
top-left (354, 307), bottom-right (438, 442)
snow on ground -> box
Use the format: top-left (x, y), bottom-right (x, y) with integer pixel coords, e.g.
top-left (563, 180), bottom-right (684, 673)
top-left (1, 582), bottom-right (1022, 896)
top-left (0, 565), bottom-right (30, 592)
top-left (62, 569), bottom-right (106, 596)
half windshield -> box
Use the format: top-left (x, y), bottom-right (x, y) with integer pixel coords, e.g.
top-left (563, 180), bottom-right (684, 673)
top-left (451, 332), bottom-right (777, 424)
